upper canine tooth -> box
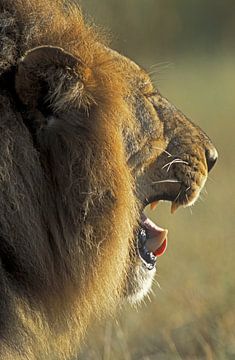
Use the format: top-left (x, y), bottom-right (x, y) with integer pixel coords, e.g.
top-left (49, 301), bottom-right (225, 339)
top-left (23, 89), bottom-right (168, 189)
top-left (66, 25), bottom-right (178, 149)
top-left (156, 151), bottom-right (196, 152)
top-left (150, 201), bottom-right (159, 210)
top-left (171, 202), bottom-right (180, 214)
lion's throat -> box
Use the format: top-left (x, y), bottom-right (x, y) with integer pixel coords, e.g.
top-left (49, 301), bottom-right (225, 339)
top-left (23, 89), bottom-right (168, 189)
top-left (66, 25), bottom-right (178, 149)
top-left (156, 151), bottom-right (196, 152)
top-left (141, 215), bottom-right (168, 256)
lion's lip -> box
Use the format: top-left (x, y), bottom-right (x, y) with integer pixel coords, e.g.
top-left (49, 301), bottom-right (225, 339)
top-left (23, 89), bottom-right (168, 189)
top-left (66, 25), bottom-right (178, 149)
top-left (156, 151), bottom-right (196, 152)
top-left (137, 210), bottom-right (168, 270)
top-left (137, 192), bottom-right (193, 268)
top-left (141, 213), bottom-right (168, 256)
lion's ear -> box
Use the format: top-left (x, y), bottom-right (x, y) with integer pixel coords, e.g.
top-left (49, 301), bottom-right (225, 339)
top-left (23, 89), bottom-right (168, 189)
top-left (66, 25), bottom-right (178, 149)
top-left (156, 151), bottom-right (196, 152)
top-left (15, 46), bottom-right (92, 111)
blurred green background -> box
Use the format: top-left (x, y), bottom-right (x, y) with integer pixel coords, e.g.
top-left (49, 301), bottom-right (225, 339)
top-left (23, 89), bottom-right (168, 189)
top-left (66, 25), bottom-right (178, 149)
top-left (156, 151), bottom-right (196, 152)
top-left (78, 0), bottom-right (235, 358)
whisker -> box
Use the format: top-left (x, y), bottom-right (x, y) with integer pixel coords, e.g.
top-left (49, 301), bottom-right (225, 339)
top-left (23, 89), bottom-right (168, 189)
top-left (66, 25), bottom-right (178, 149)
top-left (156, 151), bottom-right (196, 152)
top-left (162, 158), bottom-right (189, 172)
top-left (152, 146), bottom-right (189, 161)
top-left (152, 146), bottom-right (172, 157)
top-left (152, 179), bottom-right (181, 184)
top-left (185, 193), bottom-right (189, 202)
top-left (174, 189), bottom-right (182, 202)
top-left (149, 61), bottom-right (172, 69)
top-left (148, 62), bottom-right (173, 78)
top-left (152, 278), bottom-right (162, 291)
top-left (199, 194), bottom-right (206, 202)
top-left (207, 176), bottom-right (217, 183)
top-left (174, 185), bottom-right (191, 203)
top-left (148, 65), bottom-right (173, 81)
top-left (185, 194), bottom-right (193, 215)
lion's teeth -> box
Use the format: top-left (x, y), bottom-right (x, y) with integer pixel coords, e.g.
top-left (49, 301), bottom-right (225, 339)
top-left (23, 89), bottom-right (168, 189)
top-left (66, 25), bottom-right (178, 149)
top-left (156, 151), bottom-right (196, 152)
top-left (150, 201), bottom-right (159, 210)
top-left (171, 202), bottom-right (180, 214)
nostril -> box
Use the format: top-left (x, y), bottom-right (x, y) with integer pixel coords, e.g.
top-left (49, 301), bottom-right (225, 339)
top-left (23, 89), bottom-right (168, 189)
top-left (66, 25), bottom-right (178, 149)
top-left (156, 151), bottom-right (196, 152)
top-left (205, 146), bottom-right (218, 172)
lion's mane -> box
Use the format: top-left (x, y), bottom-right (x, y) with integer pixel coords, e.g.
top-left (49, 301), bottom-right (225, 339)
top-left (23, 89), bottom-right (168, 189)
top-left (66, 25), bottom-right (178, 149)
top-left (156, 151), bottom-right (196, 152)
top-left (0, 1), bottom-right (138, 358)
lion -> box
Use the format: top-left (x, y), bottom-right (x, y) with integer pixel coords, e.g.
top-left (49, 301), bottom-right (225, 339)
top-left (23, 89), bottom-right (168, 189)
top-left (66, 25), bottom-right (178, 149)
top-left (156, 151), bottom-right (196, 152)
top-left (0, 0), bottom-right (217, 359)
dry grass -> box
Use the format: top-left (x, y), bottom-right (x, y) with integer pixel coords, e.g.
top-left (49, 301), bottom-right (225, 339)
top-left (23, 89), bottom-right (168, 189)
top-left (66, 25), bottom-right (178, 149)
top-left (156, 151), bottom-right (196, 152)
top-left (79, 54), bottom-right (235, 359)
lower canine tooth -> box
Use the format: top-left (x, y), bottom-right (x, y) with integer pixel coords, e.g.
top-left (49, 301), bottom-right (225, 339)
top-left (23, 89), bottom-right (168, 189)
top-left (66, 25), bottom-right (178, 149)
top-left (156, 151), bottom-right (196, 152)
top-left (171, 202), bottom-right (180, 214)
top-left (150, 201), bottom-right (159, 210)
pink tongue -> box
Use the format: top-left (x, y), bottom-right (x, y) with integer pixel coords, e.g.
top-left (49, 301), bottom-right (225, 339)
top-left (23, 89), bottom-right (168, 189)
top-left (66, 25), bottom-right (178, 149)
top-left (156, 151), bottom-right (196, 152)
top-left (141, 214), bottom-right (168, 256)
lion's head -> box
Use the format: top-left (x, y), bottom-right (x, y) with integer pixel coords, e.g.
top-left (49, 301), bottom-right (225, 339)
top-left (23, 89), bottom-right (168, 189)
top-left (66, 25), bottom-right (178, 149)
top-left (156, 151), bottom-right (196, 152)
top-left (0, 0), bottom-right (217, 358)
top-left (94, 50), bottom-right (217, 304)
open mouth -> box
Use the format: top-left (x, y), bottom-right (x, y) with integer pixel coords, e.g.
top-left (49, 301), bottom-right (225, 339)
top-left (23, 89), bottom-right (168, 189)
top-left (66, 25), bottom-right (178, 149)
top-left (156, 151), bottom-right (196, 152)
top-left (136, 173), bottom-right (206, 270)
top-left (137, 199), bottom-right (187, 270)
top-left (137, 204), bottom-right (168, 270)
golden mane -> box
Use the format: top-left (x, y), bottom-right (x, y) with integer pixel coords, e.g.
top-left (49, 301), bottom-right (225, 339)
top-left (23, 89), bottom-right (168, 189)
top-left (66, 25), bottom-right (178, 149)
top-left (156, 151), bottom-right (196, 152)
top-left (2, 0), bottom-right (136, 106)
top-left (0, 2), bottom-right (218, 359)
top-left (1, 0), bottom-right (102, 66)
top-left (0, 1), bottom-right (138, 358)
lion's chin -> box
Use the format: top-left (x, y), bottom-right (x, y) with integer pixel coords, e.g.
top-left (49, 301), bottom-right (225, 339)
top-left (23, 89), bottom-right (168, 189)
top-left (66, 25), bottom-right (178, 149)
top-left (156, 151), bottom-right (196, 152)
top-left (126, 263), bottom-right (156, 305)
top-left (126, 211), bottom-right (167, 304)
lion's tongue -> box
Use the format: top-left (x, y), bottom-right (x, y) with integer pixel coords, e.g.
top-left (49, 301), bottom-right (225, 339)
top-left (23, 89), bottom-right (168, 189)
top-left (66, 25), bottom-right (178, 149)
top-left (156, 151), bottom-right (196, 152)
top-left (141, 215), bottom-right (168, 256)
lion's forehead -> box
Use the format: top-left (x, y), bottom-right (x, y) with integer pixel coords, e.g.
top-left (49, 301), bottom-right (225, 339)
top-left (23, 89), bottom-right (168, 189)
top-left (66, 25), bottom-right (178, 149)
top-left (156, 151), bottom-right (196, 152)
top-left (104, 45), bottom-right (154, 90)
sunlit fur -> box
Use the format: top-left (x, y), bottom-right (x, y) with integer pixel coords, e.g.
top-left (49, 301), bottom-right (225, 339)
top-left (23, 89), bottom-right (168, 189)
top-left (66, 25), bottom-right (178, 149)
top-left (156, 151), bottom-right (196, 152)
top-left (0, 1), bottom-right (217, 359)
top-left (0, 1), bottom-right (139, 358)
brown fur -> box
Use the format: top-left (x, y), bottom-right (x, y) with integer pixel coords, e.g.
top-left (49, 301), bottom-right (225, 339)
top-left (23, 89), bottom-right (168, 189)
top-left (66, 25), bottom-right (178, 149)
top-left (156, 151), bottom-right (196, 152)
top-left (0, 1), bottom-right (217, 359)
top-left (0, 1), bottom-right (139, 358)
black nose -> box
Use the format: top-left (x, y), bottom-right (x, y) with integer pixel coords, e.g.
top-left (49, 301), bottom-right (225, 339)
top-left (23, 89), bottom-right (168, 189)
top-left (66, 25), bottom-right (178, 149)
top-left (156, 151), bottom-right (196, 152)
top-left (205, 145), bottom-right (218, 172)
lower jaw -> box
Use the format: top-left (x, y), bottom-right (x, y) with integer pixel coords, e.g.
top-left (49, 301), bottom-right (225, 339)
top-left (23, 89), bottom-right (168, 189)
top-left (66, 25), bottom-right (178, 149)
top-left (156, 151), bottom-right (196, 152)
top-left (137, 212), bottom-right (168, 269)
top-left (126, 262), bottom-right (156, 304)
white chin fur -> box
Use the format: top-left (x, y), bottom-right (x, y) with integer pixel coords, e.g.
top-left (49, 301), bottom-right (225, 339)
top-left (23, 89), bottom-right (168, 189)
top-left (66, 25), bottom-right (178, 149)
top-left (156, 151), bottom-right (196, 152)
top-left (126, 264), bottom-right (156, 305)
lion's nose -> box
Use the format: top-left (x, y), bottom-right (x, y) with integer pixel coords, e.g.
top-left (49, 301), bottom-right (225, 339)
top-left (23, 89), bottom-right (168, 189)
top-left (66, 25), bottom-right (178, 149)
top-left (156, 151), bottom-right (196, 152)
top-left (205, 145), bottom-right (218, 172)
